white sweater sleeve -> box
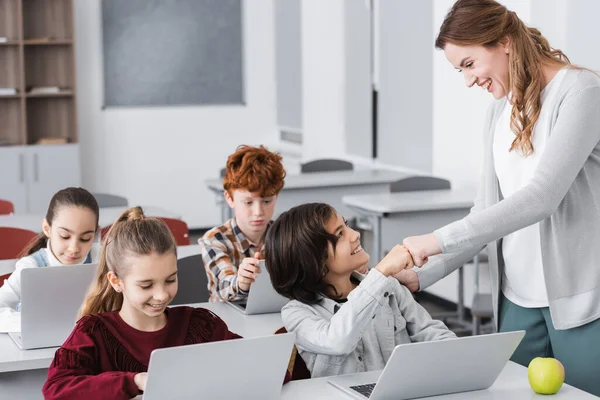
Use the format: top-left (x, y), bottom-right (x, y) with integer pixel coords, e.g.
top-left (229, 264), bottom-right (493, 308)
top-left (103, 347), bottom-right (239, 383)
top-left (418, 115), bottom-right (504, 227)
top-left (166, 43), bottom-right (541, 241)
top-left (0, 256), bottom-right (39, 318)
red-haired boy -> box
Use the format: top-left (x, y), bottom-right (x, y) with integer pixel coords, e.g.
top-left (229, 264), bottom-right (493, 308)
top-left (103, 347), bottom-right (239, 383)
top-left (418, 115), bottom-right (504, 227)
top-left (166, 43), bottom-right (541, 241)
top-left (199, 145), bottom-right (287, 302)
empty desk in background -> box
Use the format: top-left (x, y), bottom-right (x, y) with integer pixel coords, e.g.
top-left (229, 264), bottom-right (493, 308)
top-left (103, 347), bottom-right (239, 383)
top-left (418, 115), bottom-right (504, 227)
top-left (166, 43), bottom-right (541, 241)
top-left (343, 188), bottom-right (475, 263)
top-left (206, 169), bottom-right (413, 223)
top-left (0, 206), bottom-right (182, 233)
top-left (280, 361), bottom-right (596, 399)
top-left (343, 188), bottom-right (476, 327)
top-left (0, 302), bottom-right (282, 400)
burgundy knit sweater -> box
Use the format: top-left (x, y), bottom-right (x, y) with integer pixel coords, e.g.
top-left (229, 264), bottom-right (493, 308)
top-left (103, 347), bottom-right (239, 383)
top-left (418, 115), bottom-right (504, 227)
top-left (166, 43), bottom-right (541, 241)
top-left (43, 306), bottom-right (242, 400)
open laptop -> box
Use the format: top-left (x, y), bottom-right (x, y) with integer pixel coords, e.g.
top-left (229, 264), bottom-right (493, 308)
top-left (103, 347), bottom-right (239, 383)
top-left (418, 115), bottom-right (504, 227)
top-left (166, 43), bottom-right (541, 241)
top-left (8, 263), bottom-right (97, 350)
top-left (328, 330), bottom-right (525, 400)
top-left (226, 260), bottom-right (289, 314)
top-left (143, 332), bottom-right (295, 400)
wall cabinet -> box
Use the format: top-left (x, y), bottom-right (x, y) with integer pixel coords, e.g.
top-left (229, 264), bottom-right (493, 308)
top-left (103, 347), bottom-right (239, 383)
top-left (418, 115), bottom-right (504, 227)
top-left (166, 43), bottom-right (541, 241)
top-left (0, 144), bottom-right (81, 213)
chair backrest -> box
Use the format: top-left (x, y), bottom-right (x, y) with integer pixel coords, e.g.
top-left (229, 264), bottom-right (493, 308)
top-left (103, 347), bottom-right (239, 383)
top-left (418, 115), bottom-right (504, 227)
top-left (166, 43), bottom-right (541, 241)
top-left (170, 254), bottom-right (210, 305)
top-left (93, 193), bottom-right (129, 208)
top-left (219, 167), bottom-right (226, 178)
top-left (274, 326), bottom-right (311, 381)
top-left (0, 199), bottom-right (15, 215)
top-left (390, 176), bottom-right (451, 193)
top-left (0, 227), bottom-right (38, 260)
top-left (100, 217), bottom-right (190, 246)
top-left (300, 159), bottom-right (353, 174)
top-left (159, 217), bottom-right (190, 246)
top-left (0, 272), bottom-right (11, 288)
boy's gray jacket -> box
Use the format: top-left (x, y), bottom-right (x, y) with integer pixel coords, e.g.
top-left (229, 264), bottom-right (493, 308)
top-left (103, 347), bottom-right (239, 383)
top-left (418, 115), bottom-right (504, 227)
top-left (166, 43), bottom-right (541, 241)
top-left (282, 269), bottom-right (455, 378)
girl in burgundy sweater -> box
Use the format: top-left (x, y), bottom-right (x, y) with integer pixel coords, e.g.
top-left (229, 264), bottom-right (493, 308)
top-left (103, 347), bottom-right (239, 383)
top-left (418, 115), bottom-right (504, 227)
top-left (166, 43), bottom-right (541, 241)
top-left (43, 207), bottom-right (243, 399)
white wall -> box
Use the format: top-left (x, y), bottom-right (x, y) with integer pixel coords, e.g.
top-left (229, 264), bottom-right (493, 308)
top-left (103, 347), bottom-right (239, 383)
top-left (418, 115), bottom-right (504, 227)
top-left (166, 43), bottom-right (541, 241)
top-left (74, 0), bottom-right (278, 229)
top-left (300, 0), bottom-right (347, 161)
top-left (563, 0), bottom-right (600, 71)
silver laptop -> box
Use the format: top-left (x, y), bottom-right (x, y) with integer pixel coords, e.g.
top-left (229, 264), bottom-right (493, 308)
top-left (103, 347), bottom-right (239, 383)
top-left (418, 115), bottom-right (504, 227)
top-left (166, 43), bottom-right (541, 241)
top-left (227, 260), bottom-right (289, 315)
top-left (8, 263), bottom-right (97, 350)
top-left (144, 332), bottom-right (295, 400)
top-left (328, 330), bottom-right (525, 400)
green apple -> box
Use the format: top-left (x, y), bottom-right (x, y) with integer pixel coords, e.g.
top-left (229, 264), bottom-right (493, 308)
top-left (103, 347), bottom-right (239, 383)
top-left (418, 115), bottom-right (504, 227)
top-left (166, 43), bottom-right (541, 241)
top-left (528, 357), bottom-right (565, 395)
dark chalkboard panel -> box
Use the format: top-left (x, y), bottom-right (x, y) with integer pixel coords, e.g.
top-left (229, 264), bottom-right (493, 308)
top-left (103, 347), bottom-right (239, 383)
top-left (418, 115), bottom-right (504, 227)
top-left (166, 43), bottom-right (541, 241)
top-left (102, 0), bottom-right (244, 107)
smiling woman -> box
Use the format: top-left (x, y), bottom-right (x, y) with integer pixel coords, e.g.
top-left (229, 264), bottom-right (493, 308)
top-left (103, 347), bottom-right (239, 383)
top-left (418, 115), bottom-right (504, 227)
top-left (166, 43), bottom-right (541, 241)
top-left (397, 0), bottom-right (600, 396)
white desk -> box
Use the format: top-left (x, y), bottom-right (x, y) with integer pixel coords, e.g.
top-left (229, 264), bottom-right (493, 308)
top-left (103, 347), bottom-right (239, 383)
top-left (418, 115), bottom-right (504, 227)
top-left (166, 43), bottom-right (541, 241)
top-left (206, 169), bottom-right (413, 223)
top-left (343, 188), bottom-right (475, 265)
top-left (195, 301), bottom-right (283, 337)
top-left (175, 244), bottom-right (200, 259)
top-left (281, 361), bottom-right (597, 399)
top-left (0, 302), bottom-right (282, 399)
top-left (0, 205), bottom-right (182, 233)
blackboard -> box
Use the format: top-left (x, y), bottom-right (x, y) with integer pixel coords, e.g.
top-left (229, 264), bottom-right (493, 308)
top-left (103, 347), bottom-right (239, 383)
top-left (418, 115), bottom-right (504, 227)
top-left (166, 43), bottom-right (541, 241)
top-left (102, 0), bottom-right (244, 107)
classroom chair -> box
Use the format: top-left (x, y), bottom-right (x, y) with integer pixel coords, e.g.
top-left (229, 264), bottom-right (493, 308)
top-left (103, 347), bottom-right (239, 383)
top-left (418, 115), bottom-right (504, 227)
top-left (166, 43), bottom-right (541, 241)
top-left (170, 254), bottom-right (210, 305)
top-left (160, 217), bottom-right (190, 246)
top-left (100, 217), bottom-right (190, 246)
top-left (390, 176), bottom-right (451, 192)
top-left (92, 193), bottom-right (129, 208)
top-left (274, 327), bottom-right (311, 381)
top-left (0, 199), bottom-right (15, 215)
top-left (0, 227), bottom-right (37, 260)
top-left (471, 250), bottom-right (495, 335)
top-left (300, 159), bottom-right (353, 173)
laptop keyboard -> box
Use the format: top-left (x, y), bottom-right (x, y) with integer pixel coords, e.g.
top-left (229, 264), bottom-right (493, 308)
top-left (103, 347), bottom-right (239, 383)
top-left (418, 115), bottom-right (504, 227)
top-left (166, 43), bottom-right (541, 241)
top-left (350, 383), bottom-right (376, 398)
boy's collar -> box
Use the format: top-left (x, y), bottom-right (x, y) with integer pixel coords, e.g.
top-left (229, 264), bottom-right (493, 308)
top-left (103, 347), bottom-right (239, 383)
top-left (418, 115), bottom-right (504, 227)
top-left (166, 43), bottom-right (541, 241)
top-left (317, 272), bottom-right (366, 314)
top-left (231, 218), bottom-right (272, 253)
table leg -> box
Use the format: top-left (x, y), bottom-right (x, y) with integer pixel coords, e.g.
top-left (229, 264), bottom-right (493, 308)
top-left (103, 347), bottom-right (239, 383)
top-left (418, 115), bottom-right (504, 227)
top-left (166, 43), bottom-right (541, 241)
top-left (372, 215), bottom-right (382, 262)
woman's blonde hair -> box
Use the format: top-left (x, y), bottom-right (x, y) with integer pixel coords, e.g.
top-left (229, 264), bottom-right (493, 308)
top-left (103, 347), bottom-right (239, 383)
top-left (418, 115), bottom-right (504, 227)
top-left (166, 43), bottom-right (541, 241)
top-left (78, 206), bottom-right (177, 319)
top-left (435, 0), bottom-right (571, 156)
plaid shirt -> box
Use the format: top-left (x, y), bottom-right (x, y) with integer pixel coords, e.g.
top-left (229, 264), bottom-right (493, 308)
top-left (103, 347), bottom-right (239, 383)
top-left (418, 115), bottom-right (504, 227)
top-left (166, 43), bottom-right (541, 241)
top-left (199, 218), bottom-right (269, 302)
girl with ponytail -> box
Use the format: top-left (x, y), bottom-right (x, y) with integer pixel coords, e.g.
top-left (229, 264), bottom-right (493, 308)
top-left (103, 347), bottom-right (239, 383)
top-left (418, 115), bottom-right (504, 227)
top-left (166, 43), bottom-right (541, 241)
top-left (43, 207), bottom-right (244, 400)
top-left (399, 0), bottom-right (600, 395)
top-left (0, 187), bottom-right (100, 319)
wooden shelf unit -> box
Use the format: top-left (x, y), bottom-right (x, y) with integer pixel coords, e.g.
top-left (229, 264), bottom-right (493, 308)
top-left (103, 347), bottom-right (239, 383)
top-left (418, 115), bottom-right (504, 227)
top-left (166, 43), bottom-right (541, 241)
top-left (0, 0), bottom-right (77, 146)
